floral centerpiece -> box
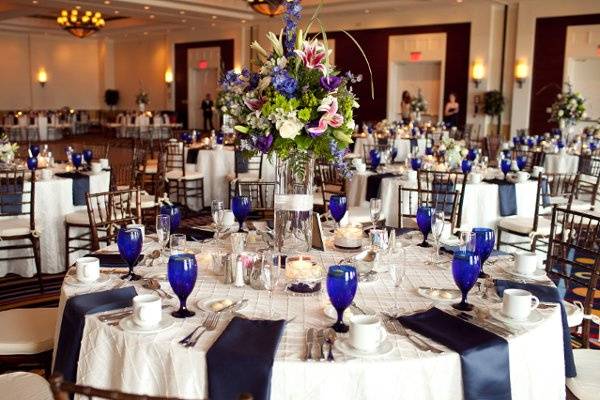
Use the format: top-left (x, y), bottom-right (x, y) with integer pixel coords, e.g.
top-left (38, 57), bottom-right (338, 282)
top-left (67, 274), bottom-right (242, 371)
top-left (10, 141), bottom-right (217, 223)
top-left (439, 137), bottom-right (466, 169)
top-left (410, 89), bottom-right (428, 121)
top-left (135, 91), bottom-right (150, 112)
top-left (547, 83), bottom-right (586, 134)
top-left (218, 0), bottom-right (367, 254)
top-left (0, 132), bottom-right (18, 165)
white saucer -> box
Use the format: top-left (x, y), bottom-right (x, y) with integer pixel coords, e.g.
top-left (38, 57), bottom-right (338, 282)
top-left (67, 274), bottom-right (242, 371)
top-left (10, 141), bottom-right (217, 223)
top-left (417, 287), bottom-right (461, 302)
top-left (197, 298), bottom-right (247, 313)
top-left (334, 337), bottom-right (394, 358)
top-left (501, 265), bottom-right (548, 281)
top-left (489, 307), bottom-right (544, 327)
top-left (323, 304), bottom-right (354, 323)
top-left (64, 273), bottom-right (111, 287)
top-left (145, 271), bottom-right (168, 281)
top-left (118, 312), bottom-right (175, 334)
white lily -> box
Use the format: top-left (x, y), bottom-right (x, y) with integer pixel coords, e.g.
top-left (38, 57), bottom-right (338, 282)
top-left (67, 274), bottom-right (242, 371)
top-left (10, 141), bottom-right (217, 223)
top-left (266, 31), bottom-right (284, 57)
top-left (250, 41), bottom-right (268, 58)
top-left (296, 29), bottom-right (303, 50)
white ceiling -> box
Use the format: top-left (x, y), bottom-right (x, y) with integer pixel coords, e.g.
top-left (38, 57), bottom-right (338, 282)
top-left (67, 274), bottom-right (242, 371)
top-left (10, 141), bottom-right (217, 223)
top-left (0, 0), bottom-right (508, 38)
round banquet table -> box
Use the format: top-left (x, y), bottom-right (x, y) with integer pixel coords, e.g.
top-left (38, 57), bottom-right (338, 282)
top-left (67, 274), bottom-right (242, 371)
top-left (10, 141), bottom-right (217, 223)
top-left (543, 153), bottom-right (579, 174)
top-left (54, 236), bottom-right (565, 400)
top-left (0, 165), bottom-right (110, 278)
top-left (353, 137), bottom-right (427, 162)
top-left (184, 147), bottom-right (276, 209)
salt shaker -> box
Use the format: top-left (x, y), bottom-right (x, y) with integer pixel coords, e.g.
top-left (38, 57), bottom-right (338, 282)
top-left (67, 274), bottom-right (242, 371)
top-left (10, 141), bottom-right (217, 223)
top-left (223, 254), bottom-right (234, 284)
top-left (234, 258), bottom-right (245, 287)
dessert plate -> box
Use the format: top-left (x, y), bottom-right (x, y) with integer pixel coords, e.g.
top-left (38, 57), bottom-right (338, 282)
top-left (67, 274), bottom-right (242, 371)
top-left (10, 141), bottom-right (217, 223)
top-left (334, 337), bottom-right (394, 359)
top-left (489, 306), bottom-right (544, 327)
top-left (118, 313), bottom-right (175, 334)
top-left (65, 273), bottom-right (110, 287)
top-left (501, 265), bottom-right (548, 281)
top-left (417, 287), bottom-right (461, 302)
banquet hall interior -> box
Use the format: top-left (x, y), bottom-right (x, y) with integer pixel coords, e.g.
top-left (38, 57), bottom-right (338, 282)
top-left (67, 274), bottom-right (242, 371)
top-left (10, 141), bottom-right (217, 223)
top-left (0, 0), bottom-right (599, 399)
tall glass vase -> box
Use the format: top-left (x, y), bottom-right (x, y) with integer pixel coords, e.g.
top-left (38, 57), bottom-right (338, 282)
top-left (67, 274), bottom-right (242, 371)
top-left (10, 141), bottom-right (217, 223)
top-left (274, 153), bottom-right (315, 255)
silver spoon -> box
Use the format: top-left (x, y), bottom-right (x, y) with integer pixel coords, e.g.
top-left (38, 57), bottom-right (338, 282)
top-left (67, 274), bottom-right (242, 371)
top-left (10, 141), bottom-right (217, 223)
top-left (143, 278), bottom-right (173, 299)
top-left (324, 328), bottom-right (336, 362)
top-left (145, 249), bottom-right (161, 267)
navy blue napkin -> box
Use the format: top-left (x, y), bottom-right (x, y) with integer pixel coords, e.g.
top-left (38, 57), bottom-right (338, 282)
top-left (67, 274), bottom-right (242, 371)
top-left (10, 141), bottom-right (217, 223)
top-left (88, 252), bottom-right (144, 268)
top-left (495, 280), bottom-right (576, 378)
top-left (206, 316), bottom-right (286, 400)
top-left (53, 287), bottom-right (137, 382)
top-left (186, 148), bottom-right (200, 164)
top-left (541, 177), bottom-right (551, 208)
top-left (365, 173), bottom-right (395, 201)
top-left (0, 182), bottom-right (23, 214)
top-left (55, 172), bottom-right (90, 206)
top-left (235, 151), bottom-right (249, 173)
top-left (399, 308), bottom-right (512, 400)
top-left (485, 179), bottom-right (517, 216)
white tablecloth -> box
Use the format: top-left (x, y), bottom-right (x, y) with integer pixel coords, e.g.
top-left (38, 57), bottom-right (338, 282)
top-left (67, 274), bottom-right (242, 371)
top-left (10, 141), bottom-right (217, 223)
top-left (543, 153), bottom-right (579, 174)
top-left (0, 166), bottom-right (110, 277)
top-left (54, 238), bottom-right (565, 400)
top-left (354, 137), bottom-right (427, 162)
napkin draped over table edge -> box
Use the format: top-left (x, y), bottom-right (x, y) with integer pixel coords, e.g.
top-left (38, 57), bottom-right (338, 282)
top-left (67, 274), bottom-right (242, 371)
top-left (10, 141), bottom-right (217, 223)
top-left (55, 172), bottom-right (90, 206)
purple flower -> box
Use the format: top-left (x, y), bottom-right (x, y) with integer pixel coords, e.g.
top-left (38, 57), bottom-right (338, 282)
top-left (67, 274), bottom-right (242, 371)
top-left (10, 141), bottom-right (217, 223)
top-left (306, 120), bottom-right (323, 138)
top-left (255, 134), bottom-right (273, 153)
top-left (272, 70), bottom-right (298, 99)
top-left (320, 75), bottom-right (342, 92)
top-left (283, 0), bottom-right (302, 57)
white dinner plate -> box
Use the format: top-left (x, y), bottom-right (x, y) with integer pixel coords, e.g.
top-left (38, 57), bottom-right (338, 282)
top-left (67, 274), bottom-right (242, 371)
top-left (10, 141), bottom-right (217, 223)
top-left (417, 287), bottom-right (461, 302)
top-left (197, 298), bottom-right (247, 313)
top-left (118, 312), bottom-right (175, 334)
top-left (501, 265), bottom-right (549, 281)
top-left (334, 337), bottom-right (394, 359)
top-left (144, 271), bottom-right (168, 281)
top-left (64, 273), bottom-right (111, 287)
top-left (489, 306), bottom-right (544, 327)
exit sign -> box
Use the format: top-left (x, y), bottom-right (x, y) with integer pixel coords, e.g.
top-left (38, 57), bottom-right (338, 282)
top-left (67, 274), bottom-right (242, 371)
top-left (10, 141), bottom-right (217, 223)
top-left (410, 51), bottom-right (422, 61)
top-left (198, 60), bottom-right (209, 69)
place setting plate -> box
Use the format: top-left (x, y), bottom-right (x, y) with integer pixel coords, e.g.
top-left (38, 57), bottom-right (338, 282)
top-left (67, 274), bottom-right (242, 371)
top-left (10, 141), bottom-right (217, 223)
top-left (334, 337), bottom-right (394, 359)
top-left (488, 305), bottom-right (544, 327)
top-left (64, 273), bottom-right (111, 287)
top-left (500, 265), bottom-right (549, 281)
top-left (197, 298), bottom-right (248, 314)
top-left (118, 312), bottom-right (176, 334)
top-left (417, 287), bottom-right (461, 302)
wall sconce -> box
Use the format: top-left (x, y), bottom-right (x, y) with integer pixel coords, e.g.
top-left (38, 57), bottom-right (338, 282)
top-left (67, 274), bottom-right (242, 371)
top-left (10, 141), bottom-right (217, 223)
top-left (164, 68), bottom-right (173, 88)
top-left (471, 61), bottom-right (485, 88)
top-left (515, 60), bottom-right (529, 88)
top-left (37, 67), bottom-right (48, 87)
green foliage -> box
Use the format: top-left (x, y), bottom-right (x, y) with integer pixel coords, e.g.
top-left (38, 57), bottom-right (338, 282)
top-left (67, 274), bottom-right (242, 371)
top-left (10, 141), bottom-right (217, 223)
top-left (483, 90), bottom-right (505, 116)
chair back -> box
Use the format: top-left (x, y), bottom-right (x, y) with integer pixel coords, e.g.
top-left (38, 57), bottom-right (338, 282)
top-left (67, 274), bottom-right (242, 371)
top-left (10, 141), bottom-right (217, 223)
top-left (362, 144), bottom-right (390, 166)
top-left (398, 186), bottom-right (459, 231)
top-left (417, 170), bottom-right (467, 229)
top-left (316, 163), bottom-right (345, 208)
top-left (0, 168), bottom-right (35, 231)
top-left (510, 149), bottom-right (545, 172)
top-left (236, 181), bottom-right (276, 219)
top-left (577, 155), bottom-right (600, 210)
top-left (546, 207), bottom-right (600, 347)
top-left (85, 187), bottom-right (142, 250)
top-left (166, 141), bottom-right (185, 175)
top-left (235, 150), bottom-right (263, 179)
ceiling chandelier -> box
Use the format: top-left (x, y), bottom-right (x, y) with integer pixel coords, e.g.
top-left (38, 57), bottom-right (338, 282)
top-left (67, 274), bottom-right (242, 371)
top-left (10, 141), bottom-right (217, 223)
top-left (246, 0), bottom-right (289, 17)
top-left (56, 9), bottom-right (105, 38)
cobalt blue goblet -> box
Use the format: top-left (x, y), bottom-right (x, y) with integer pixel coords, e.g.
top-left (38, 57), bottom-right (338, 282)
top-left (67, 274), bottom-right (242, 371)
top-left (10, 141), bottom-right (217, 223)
top-left (519, 136), bottom-right (527, 145)
top-left (451, 250), bottom-right (481, 311)
top-left (500, 158), bottom-right (512, 178)
top-left (181, 132), bottom-right (192, 144)
top-left (168, 253), bottom-right (198, 318)
top-left (467, 148), bottom-right (477, 162)
top-left (512, 136), bottom-right (520, 146)
top-left (326, 264), bottom-right (358, 333)
top-left (472, 227), bottom-right (495, 278)
top-left (329, 195), bottom-right (347, 229)
top-left (557, 139), bottom-right (565, 150)
top-left (416, 206), bottom-right (433, 248)
top-left (160, 204), bottom-right (181, 232)
top-left (117, 227), bottom-right (143, 281)
top-left (216, 132), bottom-right (224, 145)
top-left (231, 195), bottom-right (251, 232)
top-left (369, 149), bottom-right (381, 171)
top-left (516, 155), bottom-right (528, 171)
top-left (461, 159), bottom-right (473, 174)
top-left (425, 146), bottom-right (434, 156)
top-left (27, 157), bottom-right (38, 171)
top-left (71, 152), bottom-right (83, 171)
top-left (411, 157), bottom-right (422, 171)
top-left (29, 144), bottom-right (40, 158)
top-left (390, 147), bottom-right (398, 162)
top-left (527, 137), bottom-right (535, 148)
top-left (590, 141), bottom-right (598, 152)
top-left (82, 149), bottom-right (93, 164)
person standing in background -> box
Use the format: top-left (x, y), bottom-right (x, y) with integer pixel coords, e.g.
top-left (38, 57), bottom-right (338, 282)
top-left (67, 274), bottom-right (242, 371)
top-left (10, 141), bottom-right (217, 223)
top-left (201, 93), bottom-right (214, 131)
top-left (444, 93), bottom-right (460, 128)
top-left (400, 91), bottom-right (412, 124)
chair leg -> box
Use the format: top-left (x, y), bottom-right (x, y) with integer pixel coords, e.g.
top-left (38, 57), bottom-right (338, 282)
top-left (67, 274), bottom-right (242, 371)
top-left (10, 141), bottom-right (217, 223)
top-left (496, 228), bottom-right (502, 251)
top-left (65, 223), bottom-right (70, 271)
top-left (32, 236), bottom-right (43, 293)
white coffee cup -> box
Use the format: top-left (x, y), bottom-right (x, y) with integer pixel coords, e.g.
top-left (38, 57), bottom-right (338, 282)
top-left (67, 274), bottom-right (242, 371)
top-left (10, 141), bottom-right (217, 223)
top-left (352, 158), bottom-right (363, 169)
top-left (502, 289), bottom-right (539, 321)
top-left (470, 172), bottom-right (482, 184)
top-left (532, 166), bottom-right (544, 178)
top-left (99, 158), bottom-right (110, 169)
top-left (126, 224), bottom-right (145, 242)
top-left (407, 170), bottom-right (417, 182)
top-left (349, 315), bottom-right (387, 352)
top-left (516, 171), bottom-right (530, 183)
top-left (132, 294), bottom-right (162, 328)
top-left (41, 169), bottom-right (53, 181)
top-left (75, 257), bottom-right (100, 283)
top-left (222, 210), bottom-right (235, 227)
top-left (516, 252), bottom-right (538, 276)
top-left (91, 162), bottom-right (102, 174)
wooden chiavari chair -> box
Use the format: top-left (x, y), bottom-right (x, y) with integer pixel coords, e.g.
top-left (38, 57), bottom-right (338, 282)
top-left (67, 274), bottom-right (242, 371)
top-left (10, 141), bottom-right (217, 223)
top-left (510, 149), bottom-right (545, 172)
top-left (228, 150), bottom-right (264, 205)
top-left (483, 134), bottom-right (500, 167)
top-left (316, 162), bottom-right (345, 212)
top-left (165, 141), bottom-right (205, 210)
top-left (397, 186), bottom-right (459, 233)
top-left (85, 188), bottom-right (142, 250)
top-left (417, 170), bottom-right (468, 231)
top-left (236, 181), bottom-right (276, 221)
top-left (546, 207), bottom-right (600, 400)
top-left (0, 168), bottom-right (42, 291)
top-left (576, 155), bottom-right (600, 211)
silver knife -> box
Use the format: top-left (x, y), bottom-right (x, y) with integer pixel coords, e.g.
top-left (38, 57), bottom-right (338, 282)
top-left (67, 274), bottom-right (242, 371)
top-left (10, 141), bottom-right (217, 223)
top-left (305, 328), bottom-right (316, 361)
top-left (394, 320), bottom-right (443, 353)
top-left (316, 329), bottom-right (326, 361)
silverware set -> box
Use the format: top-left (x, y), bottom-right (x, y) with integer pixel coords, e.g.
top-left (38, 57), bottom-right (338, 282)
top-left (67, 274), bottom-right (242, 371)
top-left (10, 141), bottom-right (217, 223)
top-left (98, 305), bottom-right (169, 326)
top-left (382, 314), bottom-right (443, 353)
top-left (179, 313), bottom-right (220, 348)
top-left (304, 327), bottom-right (335, 361)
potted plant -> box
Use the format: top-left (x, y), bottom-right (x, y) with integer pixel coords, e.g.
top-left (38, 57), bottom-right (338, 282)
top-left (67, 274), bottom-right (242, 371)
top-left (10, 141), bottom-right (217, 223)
top-left (483, 90), bottom-right (504, 136)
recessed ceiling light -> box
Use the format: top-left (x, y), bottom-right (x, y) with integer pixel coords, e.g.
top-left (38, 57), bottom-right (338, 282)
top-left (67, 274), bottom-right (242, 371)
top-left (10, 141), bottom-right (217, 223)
top-left (150, 14), bottom-right (155, 19)
top-left (212, 15), bottom-right (217, 19)
top-left (241, 19), bottom-right (246, 23)
top-left (103, 0), bottom-right (110, 4)
top-left (181, 19), bottom-right (186, 23)
top-left (364, 9), bottom-right (371, 14)
top-left (179, 11), bottom-right (185, 15)
top-left (32, 0), bottom-right (38, 4)
top-left (114, 10), bottom-right (119, 14)
top-left (144, 6), bottom-right (150, 10)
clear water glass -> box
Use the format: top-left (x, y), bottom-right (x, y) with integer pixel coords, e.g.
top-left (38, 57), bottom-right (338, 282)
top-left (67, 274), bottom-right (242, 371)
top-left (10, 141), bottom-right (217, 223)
top-left (211, 200), bottom-right (225, 241)
top-left (230, 232), bottom-right (246, 254)
top-left (170, 234), bottom-right (187, 255)
top-left (369, 198), bottom-right (382, 230)
top-left (156, 214), bottom-right (171, 260)
top-left (389, 258), bottom-right (406, 288)
top-left (261, 252), bottom-right (282, 298)
top-left (430, 210), bottom-right (446, 262)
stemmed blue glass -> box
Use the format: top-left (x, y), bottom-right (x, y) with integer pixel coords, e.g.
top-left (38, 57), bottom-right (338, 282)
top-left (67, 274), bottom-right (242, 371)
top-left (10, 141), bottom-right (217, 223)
top-left (216, 132), bottom-right (224, 145)
top-left (82, 149), bottom-right (93, 165)
top-left (30, 144), bottom-right (40, 158)
top-left (390, 147), bottom-right (398, 162)
top-left (451, 250), bottom-right (481, 311)
top-left (231, 195), bottom-right (251, 232)
top-left (416, 206), bottom-right (433, 247)
top-left (160, 204), bottom-right (181, 232)
top-left (527, 137), bottom-right (535, 148)
top-left (369, 149), bottom-right (381, 171)
top-left (557, 139), bottom-right (565, 150)
top-left (500, 158), bottom-right (512, 178)
top-left (27, 157), bottom-right (38, 171)
top-left (117, 227), bottom-right (143, 281)
top-left (411, 158), bottom-right (422, 171)
top-left (71, 152), bottom-right (83, 171)
top-left (329, 195), bottom-right (347, 229)
top-left (467, 148), bottom-right (478, 161)
top-left (326, 265), bottom-right (358, 333)
top-left (181, 132), bottom-right (193, 144)
top-left (425, 146), bottom-right (434, 156)
top-left (168, 253), bottom-right (198, 318)
top-left (472, 227), bottom-right (495, 278)
top-left (516, 155), bottom-right (527, 171)
top-left (461, 159), bottom-right (473, 174)
top-left (512, 136), bottom-right (520, 147)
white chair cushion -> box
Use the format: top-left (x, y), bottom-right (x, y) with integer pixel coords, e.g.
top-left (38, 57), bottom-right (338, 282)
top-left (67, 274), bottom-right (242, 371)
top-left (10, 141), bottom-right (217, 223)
top-left (0, 217), bottom-right (30, 237)
top-left (140, 194), bottom-right (156, 209)
top-left (313, 192), bottom-right (324, 206)
top-left (64, 210), bottom-right (90, 225)
top-left (0, 308), bottom-right (57, 355)
top-left (166, 170), bottom-right (204, 181)
top-left (570, 199), bottom-right (591, 212)
top-left (0, 372), bottom-right (53, 400)
top-left (566, 349), bottom-right (600, 400)
top-left (497, 215), bottom-right (551, 236)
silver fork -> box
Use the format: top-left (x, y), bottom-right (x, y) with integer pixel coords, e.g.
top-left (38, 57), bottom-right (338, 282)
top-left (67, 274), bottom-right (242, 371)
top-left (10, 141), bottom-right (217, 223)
top-left (179, 314), bottom-right (213, 345)
top-left (184, 313), bottom-right (220, 348)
